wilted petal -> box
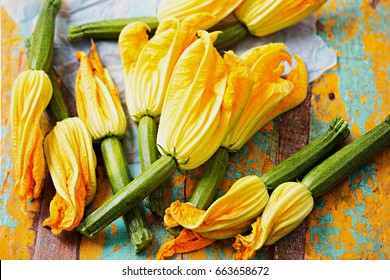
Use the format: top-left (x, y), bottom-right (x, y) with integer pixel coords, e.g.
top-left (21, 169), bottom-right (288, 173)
top-left (233, 182), bottom-right (314, 259)
top-left (235, 0), bottom-right (327, 36)
top-left (119, 14), bottom-right (211, 122)
top-left (254, 54), bottom-right (308, 130)
top-left (156, 228), bottom-right (215, 260)
top-left (43, 117), bottom-right (97, 235)
top-left (164, 176), bottom-right (269, 239)
top-left (222, 45), bottom-right (295, 151)
top-left (11, 70), bottom-right (52, 202)
top-left (158, 0), bottom-right (244, 30)
top-left (75, 41), bottom-right (126, 141)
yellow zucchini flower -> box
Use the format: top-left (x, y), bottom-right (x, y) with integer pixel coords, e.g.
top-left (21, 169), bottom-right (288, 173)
top-left (222, 43), bottom-right (308, 151)
top-left (157, 176), bottom-right (269, 259)
top-left (233, 182), bottom-right (314, 260)
top-left (10, 70), bottom-right (52, 202)
top-left (158, 0), bottom-right (244, 30)
top-left (156, 30), bottom-right (252, 170)
top-left (75, 41), bottom-right (126, 141)
top-left (235, 0), bottom-right (327, 37)
top-left (43, 117), bottom-right (97, 235)
top-left (119, 14), bottom-right (212, 123)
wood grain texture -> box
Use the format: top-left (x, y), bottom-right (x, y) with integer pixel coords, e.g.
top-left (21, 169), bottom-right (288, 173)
top-left (271, 87), bottom-right (312, 260)
top-left (31, 174), bottom-right (81, 260)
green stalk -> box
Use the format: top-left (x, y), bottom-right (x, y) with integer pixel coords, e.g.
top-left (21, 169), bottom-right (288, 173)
top-left (138, 116), bottom-right (165, 217)
top-left (304, 115), bottom-right (390, 198)
top-left (77, 155), bottom-right (177, 238)
top-left (67, 17), bottom-right (159, 42)
top-left (67, 17), bottom-right (248, 51)
top-left (28, 0), bottom-right (61, 73)
top-left (261, 116), bottom-right (350, 191)
top-left (101, 136), bottom-right (153, 253)
top-left (189, 147), bottom-right (229, 210)
top-left (45, 68), bottom-right (70, 124)
top-left (25, 0), bottom-right (69, 124)
top-left (213, 22), bottom-right (248, 51)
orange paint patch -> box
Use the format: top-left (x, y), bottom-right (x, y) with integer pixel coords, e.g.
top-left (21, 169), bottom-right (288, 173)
top-left (0, 7), bottom-right (38, 260)
top-left (311, 73), bottom-right (347, 122)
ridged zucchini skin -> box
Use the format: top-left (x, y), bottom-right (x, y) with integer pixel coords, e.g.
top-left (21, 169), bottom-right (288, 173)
top-left (213, 22), bottom-right (248, 51)
top-left (45, 68), bottom-right (70, 124)
top-left (77, 155), bottom-right (177, 238)
top-left (138, 116), bottom-right (165, 217)
top-left (189, 147), bottom-right (229, 210)
top-left (261, 116), bottom-right (350, 191)
top-left (101, 136), bottom-right (153, 253)
top-left (67, 17), bottom-right (248, 51)
top-left (304, 115), bottom-right (390, 198)
top-left (67, 17), bottom-right (159, 42)
top-left (28, 0), bottom-right (61, 73)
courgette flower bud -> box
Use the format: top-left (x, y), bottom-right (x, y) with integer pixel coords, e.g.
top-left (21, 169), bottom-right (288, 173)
top-left (43, 117), bottom-right (97, 235)
top-left (75, 41), bottom-right (126, 141)
top-left (119, 14), bottom-right (212, 123)
top-left (158, 0), bottom-right (244, 30)
top-left (223, 43), bottom-right (308, 151)
top-left (156, 30), bottom-right (252, 170)
top-left (235, 0), bottom-right (327, 37)
top-left (233, 182), bottom-right (314, 260)
top-left (157, 176), bottom-right (269, 259)
top-left (11, 70), bottom-right (52, 202)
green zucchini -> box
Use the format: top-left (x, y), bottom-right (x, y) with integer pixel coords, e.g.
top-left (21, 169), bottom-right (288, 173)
top-left (67, 17), bottom-right (159, 42)
top-left (77, 155), bottom-right (177, 238)
top-left (261, 116), bottom-right (350, 191)
top-left (45, 68), bottom-right (70, 124)
top-left (138, 116), bottom-right (165, 217)
top-left (189, 147), bottom-right (229, 210)
top-left (28, 0), bottom-right (61, 73)
top-left (303, 114), bottom-right (390, 197)
top-left (101, 136), bottom-right (153, 253)
top-left (213, 22), bottom-right (248, 51)
top-left (67, 17), bottom-right (248, 51)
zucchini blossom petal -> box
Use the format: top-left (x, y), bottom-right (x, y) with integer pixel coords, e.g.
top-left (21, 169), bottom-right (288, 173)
top-left (235, 0), bottom-right (327, 37)
top-left (157, 30), bottom-right (252, 170)
top-left (75, 41), bottom-right (126, 141)
top-left (43, 117), bottom-right (97, 235)
top-left (223, 44), bottom-right (309, 151)
top-left (157, 176), bottom-right (268, 259)
top-left (11, 70), bottom-right (52, 202)
top-left (233, 182), bottom-right (314, 260)
top-left (164, 176), bottom-right (269, 239)
top-left (119, 14), bottom-right (212, 123)
top-left (158, 0), bottom-right (244, 30)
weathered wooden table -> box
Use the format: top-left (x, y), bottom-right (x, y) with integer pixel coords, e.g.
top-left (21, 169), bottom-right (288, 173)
top-left (1, 0), bottom-right (389, 260)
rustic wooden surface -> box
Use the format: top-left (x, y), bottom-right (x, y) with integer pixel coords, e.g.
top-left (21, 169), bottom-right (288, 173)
top-left (1, 0), bottom-right (389, 260)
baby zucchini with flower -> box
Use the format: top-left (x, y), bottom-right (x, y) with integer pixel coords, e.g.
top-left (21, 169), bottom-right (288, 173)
top-left (118, 14), bottom-right (212, 216)
top-left (74, 41), bottom-right (153, 252)
top-left (156, 115), bottom-right (350, 258)
top-left (77, 30), bottom-right (253, 238)
top-left (234, 114), bottom-right (390, 260)
top-left (10, 0), bottom-right (65, 204)
top-left (15, 0), bottom-right (99, 235)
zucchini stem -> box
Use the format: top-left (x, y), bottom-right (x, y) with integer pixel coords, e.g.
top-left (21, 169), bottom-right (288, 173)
top-left (138, 116), bottom-right (165, 217)
top-left (77, 155), bottom-right (177, 238)
top-left (101, 136), bottom-right (153, 253)
top-left (261, 116), bottom-right (350, 191)
top-left (303, 115), bottom-right (390, 197)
